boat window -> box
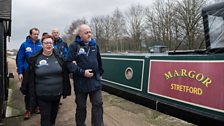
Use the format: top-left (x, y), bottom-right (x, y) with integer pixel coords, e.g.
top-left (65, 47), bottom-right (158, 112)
top-left (208, 15), bottom-right (224, 49)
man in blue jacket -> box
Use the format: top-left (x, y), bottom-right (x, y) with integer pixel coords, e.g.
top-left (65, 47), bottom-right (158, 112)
top-left (67, 24), bottom-right (104, 126)
top-left (52, 28), bottom-right (68, 59)
top-left (16, 27), bottom-right (42, 120)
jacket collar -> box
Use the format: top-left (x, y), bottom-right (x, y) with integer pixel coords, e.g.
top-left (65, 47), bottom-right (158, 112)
top-left (26, 37), bottom-right (41, 44)
top-left (74, 36), bottom-right (96, 46)
top-left (54, 37), bottom-right (63, 43)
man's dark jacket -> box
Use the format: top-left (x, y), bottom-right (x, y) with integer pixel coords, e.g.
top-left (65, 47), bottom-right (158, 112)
top-left (66, 36), bottom-right (104, 93)
top-left (53, 37), bottom-right (68, 59)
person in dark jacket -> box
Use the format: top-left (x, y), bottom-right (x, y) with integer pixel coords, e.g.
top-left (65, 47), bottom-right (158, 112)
top-left (52, 28), bottom-right (68, 59)
top-left (16, 27), bottom-right (42, 120)
top-left (22, 34), bottom-right (71, 126)
top-left (67, 24), bottom-right (104, 126)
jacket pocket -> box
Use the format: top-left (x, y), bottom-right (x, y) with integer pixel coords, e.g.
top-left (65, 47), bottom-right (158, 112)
top-left (95, 73), bottom-right (101, 80)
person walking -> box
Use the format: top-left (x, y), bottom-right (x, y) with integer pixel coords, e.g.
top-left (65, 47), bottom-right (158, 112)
top-left (16, 27), bottom-right (42, 120)
top-left (67, 24), bottom-right (104, 126)
top-left (22, 34), bottom-right (71, 126)
top-left (51, 28), bottom-right (69, 106)
top-left (51, 28), bottom-right (68, 59)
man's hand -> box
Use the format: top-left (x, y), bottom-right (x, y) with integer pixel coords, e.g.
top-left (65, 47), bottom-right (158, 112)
top-left (72, 60), bottom-right (77, 65)
top-left (84, 69), bottom-right (94, 78)
top-left (18, 74), bottom-right (23, 81)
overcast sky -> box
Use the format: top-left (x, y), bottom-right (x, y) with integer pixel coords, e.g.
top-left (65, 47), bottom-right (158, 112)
top-left (7, 0), bottom-right (155, 49)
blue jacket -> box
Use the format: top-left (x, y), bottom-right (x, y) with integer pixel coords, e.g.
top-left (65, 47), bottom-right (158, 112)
top-left (53, 37), bottom-right (68, 59)
top-left (16, 37), bottom-right (42, 74)
top-left (67, 36), bottom-right (104, 92)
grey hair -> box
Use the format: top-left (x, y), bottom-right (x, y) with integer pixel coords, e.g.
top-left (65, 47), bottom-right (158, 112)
top-left (73, 24), bottom-right (89, 36)
top-left (73, 24), bottom-right (84, 36)
top-left (73, 27), bottom-right (80, 36)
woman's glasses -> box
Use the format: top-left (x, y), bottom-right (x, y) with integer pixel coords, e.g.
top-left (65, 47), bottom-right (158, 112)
top-left (43, 42), bottom-right (53, 45)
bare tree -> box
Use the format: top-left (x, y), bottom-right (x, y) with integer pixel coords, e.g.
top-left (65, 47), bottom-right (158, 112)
top-left (101, 15), bottom-right (112, 52)
top-left (145, 0), bottom-right (206, 50)
top-left (63, 0), bottom-right (207, 51)
top-left (146, 0), bottom-right (188, 50)
top-left (62, 18), bottom-right (88, 44)
top-left (125, 4), bottom-right (146, 51)
top-left (111, 8), bottom-right (126, 52)
top-left (175, 0), bottom-right (206, 49)
top-left (90, 16), bottom-right (105, 50)
top-left (90, 15), bottom-right (112, 52)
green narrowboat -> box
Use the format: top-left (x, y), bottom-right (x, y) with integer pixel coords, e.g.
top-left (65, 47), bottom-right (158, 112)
top-left (101, 2), bottom-right (224, 125)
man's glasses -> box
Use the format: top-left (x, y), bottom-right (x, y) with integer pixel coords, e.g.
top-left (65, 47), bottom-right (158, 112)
top-left (84, 31), bottom-right (92, 35)
top-left (43, 42), bottom-right (53, 45)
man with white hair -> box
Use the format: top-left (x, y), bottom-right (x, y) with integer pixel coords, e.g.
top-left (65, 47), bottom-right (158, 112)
top-left (67, 24), bottom-right (104, 126)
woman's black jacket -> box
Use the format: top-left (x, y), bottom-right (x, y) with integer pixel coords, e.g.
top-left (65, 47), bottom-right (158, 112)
top-left (20, 49), bottom-right (71, 99)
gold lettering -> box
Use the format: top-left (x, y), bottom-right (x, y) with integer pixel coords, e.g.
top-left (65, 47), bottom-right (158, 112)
top-left (173, 70), bottom-right (180, 77)
top-left (164, 71), bottom-right (173, 80)
top-left (195, 73), bottom-right (204, 82)
top-left (202, 77), bottom-right (212, 87)
top-left (197, 88), bottom-right (203, 95)
top-left (179, 85), bottom-right (183, 91)
top-left (176, 84), bottom-right (179, 90)
top-left (165, 69), bottom-right (212, 87)
top-left (193, 87), bottom-right (198, 94)
top-left (181, 69), bottom-right (187, 77)
top-left (188, 71), bottom-right (196, 78)
top-left (189, 87), bottom-right (193, 93)
top-left (170, 84), bottom-right (175, 89)
top-left (170, 83), bottom-right (203, 96)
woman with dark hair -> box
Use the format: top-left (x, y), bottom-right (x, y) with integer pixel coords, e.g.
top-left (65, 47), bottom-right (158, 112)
top-left (22, 34), bottom-right (71, 126)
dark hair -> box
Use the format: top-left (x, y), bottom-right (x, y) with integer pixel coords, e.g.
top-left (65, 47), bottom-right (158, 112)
top-left (41, 34), bottom-right (53, 42)
top-left (29, 27), bottom-right (39, 35)
top-left (42, 32), bottom-right (48, 37)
